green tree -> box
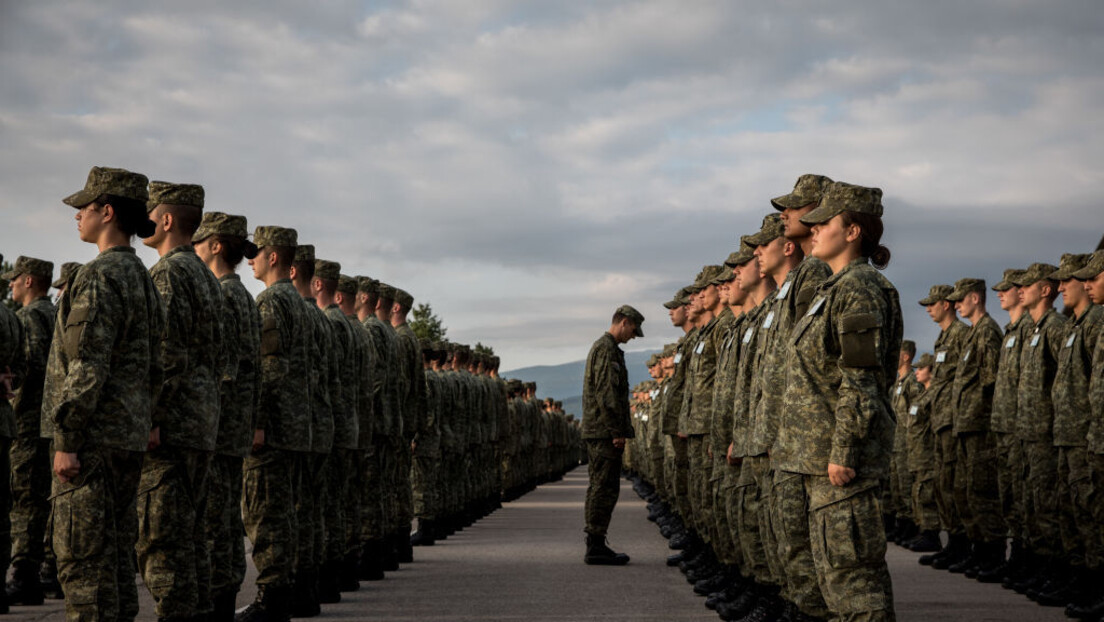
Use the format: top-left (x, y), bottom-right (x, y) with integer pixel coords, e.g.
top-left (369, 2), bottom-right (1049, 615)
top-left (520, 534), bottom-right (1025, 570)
top-left (410, 302), bottom-right (447, 341)
top-left (473, 342), bottom-right (494, 356)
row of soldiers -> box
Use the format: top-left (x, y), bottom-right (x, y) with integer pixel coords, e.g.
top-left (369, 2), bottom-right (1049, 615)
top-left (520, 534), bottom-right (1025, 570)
top-left (0, 166), bottom-right (579, 622)
top-left (623, 174), bottom-right (901, 622)
top-left (881, 251), bottom-right (1104, 620)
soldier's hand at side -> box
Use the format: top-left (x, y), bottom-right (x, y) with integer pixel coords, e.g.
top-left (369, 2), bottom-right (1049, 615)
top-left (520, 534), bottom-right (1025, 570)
top-left (252, 429), bottom-right (266, 453)
top-left (707, 446), bottom-right (713, 459)
top-left (1, 367), bottom-right (13, 399)
top-left (726, 442), bottom-right (741, 465)
top-left (54, 451), bottom-right (81, 483)
top-left (828, 463), bottom-right (855, 487)
top-left (677, 433), bottom-right (688, 440)
top-left (148, 427), bottom-right (161, 451)
top-left (612, 437), bottom-right (626, 449)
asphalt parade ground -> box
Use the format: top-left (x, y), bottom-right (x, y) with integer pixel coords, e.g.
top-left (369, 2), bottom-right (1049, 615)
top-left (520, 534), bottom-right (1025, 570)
top-left (8, 465), bottom-right (1067, 622)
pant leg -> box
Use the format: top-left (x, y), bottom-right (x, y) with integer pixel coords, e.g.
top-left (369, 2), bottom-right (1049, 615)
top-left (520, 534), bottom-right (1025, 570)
top-left (1086, 453), bottom-right (1104, 570)
top-left (1023, 440), bottom-right (1061, 557)
top-left (960, 432), bottom-right (1003, 542)
top-left (994, 432), bottom-right (1017, 539)
top-left (774, 469), bottom-right (829, 619)
top-left (242, 446), bottom-right (296, 589)
top-left (360, 443), bottom-right (384, 543)
top-left (206, 453), bottom-right (245, 598)
top-left (9, 436), bottom-right (51, 568)
top-left (910, 471), bottom-right (941, 531)
top-left (934, 428), bottom-right (961, 535)
top-left (584, 440), bottom-right (623, 537)
top-left (1058, 447), bottom-right (1092, 568)
top-left (323, 449), bottom-right (349, 564)
top-left (807, 475), bottom-right (895, 622)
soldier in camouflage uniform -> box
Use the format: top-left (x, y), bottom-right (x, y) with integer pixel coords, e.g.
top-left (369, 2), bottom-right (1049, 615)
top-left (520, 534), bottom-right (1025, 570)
top-left (581, 305), bottom-right (642, 565)
top-left (193, 212), bottom-right (262, 621)
top-left (0, 254), bottom-right (25, 615)
top-left (52, 262), bottom-right (82, 302)
top-left (391, 288), bottom-right (425, 561)
top-left (886, 340), bottom-right (919, 547)
top-left (776, 181), bottom-right (902, 622)
top-left (139, 181), bottom-right (225, 621)
top-left (239, 225), bottom-right (311, 622)
top-left (411, 339), bottom-right (442, 545)
top-left (373, 283), bottom-right (406, 569)
top-left (906, 353), bottom-right (941, 554)
top-left (1007, 263), bottom-right (1067, 596)
top-left (944, 278), bottom-right (1005, 576)
top-left (45, 166), bottom-right (165, 622)
top-left (1036, 253), bottom-right (1103, 608)
top-left (916, 283), bottom-right (970, 568)
top-left (4, 256), bottom-right (56, 607)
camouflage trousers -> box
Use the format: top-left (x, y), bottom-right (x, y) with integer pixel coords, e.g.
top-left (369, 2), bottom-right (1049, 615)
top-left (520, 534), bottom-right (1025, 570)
top-left (296, 452), bottom-right (326, 574)
top-left (1087, 453), bottom-right (1104, 569)
top-left (359, 441), bottom-right (385, 542)
top-left (773, 469), bottom-right (829, 619)
top-left (411, 447), bottom-right (440, 521)
top-left (52, 446), bottom-right (143, 622)
top-left (671, 436), bottom-right (692, 521)
top-left (1022, 439), bottom-right (1061, 557)
top-left (933, 428), bottom-right (962, 534)
top-left (952, 432), bottom-right (1003, 542)
top-left (205, 453), bottom-right (246, 599)
top-left (734, 456), bottom-right (780, 586)
top-left (995, 432), bottom-right (1021, 539)
top-left (909, 470), bottom-right (941, 531)
top-left (9, 435), bottom-right (50, 567)
top-left (394, 438), bottom-right (415, 534)
top-left (324, 448), bottom-right (356, 563)
top-left (136, 445), bottom-right (213, 619)
top-left (0, 437), bottom-right (10, 590)
top-left (719, 461), bottom-right (746, 572)
top-left (583, 440), bottom-right (623, 537)
top-left (686, 435), bottom-right (709, 535)
top-left (709, 456), bottom-right (739, 566)
top-left (890, 446), bottom-right (913, 520)
top-left (242, 446), bottom-right (297, 588)
top-left (1056, 446), bottom-right (1093, 568)
top-left (805, 475), bottom-right (895, 622)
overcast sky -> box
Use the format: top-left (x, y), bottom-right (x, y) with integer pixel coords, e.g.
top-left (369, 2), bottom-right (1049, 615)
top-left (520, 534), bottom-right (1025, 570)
top-left (2, 1), bottom-right (1102, 371)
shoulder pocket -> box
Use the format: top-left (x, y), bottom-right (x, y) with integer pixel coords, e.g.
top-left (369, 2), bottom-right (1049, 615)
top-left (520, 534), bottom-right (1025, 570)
top-left (839, 312), bottom-right (882, 368)
top-left (260, 316), bottom-right (281, 356)
top-left (63, 306), bottom-right (93, 359)
top-left (794, 285), bottom-right (817, 318)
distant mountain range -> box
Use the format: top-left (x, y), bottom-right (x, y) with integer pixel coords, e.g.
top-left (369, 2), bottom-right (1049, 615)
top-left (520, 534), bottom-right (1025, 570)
top-left (502, 348), bottom-right (659, 417)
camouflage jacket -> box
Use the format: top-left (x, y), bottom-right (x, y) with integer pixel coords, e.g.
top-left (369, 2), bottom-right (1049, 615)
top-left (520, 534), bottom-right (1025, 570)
top-left (13, 296), bottom-right (55, 437)
top-left (776, 259), bottom-right (902, 477)
top-left (905, 384), bottom-right (934, 474)
top-left (1088, 319), bottom-right (1104, 454)
top-left (214, 274), bottom-right (261, 457)
top-left (0, 301), bottom-right (24, 439)
top-left (990, 314), bottom-right (1033, 434)
top-left (361, 316), bottom-right (398, 439)
top-left (662, 331), bottom-right (692, 436)
top-left (951, 314), bottom-right (1003, 435)
top-left (417, 368), bottom-right (441, 455)
top-left (1016, 308), bottom-right (1068, 442)
top-left (302, 298), bottom-right (334, 454)
top-left (731, 300), bottom-right (770, 458)
top-left (395, 323), bottom-right (426, 443)
top-left (928, 319), bottom-right (969, 433)
top-left (582, 332), bottom-right (633, 439)
top-left (891, 370), bottom-right (922, 456)
top-left (255, 279), bottom-right (311, 452)
top-left (149, 246), bottom-right (224, 451)
top-left (44, 246), bottom-right (164, 453)
top-left (680, 316), bottom-right (720, 436)
top-left (324, 305), bottom-right (360, 450)
top-left (349, 318), bottom-right (374, 449)
top-left (1051, 304), bottom-right (1103, 447)
top-left (710, 309), bottom-right (742, 456)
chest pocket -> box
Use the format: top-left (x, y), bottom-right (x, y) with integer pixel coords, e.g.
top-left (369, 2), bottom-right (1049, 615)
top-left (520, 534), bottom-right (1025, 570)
top-left (63, 306), bottom-right (93, 359)
top-left (839, 313), bottom-right (882, 368)
top-left (260, 316), bottom-right (281, 357)
top-left (794, 284), bottom-right (818, 319)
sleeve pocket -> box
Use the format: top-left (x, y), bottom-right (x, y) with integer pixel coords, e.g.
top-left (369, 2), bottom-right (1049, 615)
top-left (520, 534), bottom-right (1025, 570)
top-left (63, 306), bottom-right (93, 359)
top-left (260, 317), bottom-right (280, 356)
top-left (839, 312), bottom-right (882, 368)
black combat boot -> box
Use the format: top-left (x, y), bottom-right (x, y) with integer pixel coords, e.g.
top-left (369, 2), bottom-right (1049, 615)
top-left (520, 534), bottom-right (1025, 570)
top-left (316, 561), bottom-right (342, 605)
top-left (1065, 567), bottom-right (1104, 619)
top-left (396, 531), bottom-right (414, 563)
top-left (931, 533), bottom-right (968, 569)
top-left (235, 585), bottom-right (290, 622)
top-left (6, 559), bottom-right (45, 606)
top-left (716, 582), bottom-right (762, 621)
top-left (1029, 559), bottom-right (1072, 603)
top-left (338, 552), bottom-right (360, 592)
top-left (893, 518), bottom-right (918, 546)
top-left (1036, 563), bottom-right (1086, 608)
top-left (380, 537), bottom-right (400, 571)
top-left (40, 558), bottom-right (63, 600)
top-left (693, 570), bottom-right (729, 595)
top-left (410, 519), bottom-right (436, 546)
top-left (289, 569), bottom-right (320, 618)
top-left (210, 591), bottom-right (238, 622)
top-left (1010, 555), bottom-right (1051, 594)
top-left (947, 539), bottom-right (978, 573)
top-left (909, 530), bottom-right (943, 554)
top-left (734, 585), bottom-right (783, 622)
top-left (583, 534), bottom-right (630, 566)
top-left (883, 513), bottom-right (897, 542)
top-left (358, 540), bottom-right (385, 581)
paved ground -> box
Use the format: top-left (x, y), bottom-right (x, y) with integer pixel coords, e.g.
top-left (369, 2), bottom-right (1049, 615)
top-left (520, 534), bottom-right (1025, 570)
top-left (6, 465), bottom-right (1068, 621)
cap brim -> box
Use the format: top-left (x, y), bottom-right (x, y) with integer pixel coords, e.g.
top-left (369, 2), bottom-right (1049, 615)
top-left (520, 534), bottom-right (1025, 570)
top-left (991, 281), bottom-right (1012, 291)
top-left (1072, 265), bottom-right (1102, 280)
top-left (662, 300), bottom-right (679, 309)
top-left (945, 292), bottom-right (965, 302)
top-left (770, 193), bottom-right (813, 211)
top-left (62, 188), bottom-right (97, 208)
top-left (633, 325), bottom-right (644, 338)
top-left (798, 203), bottom-right (839, 226)
top-left (0, 270), bottom-right (17, 281)
top-left (1050, 268), bottom-right (1076, 281)
top-left (744, 231), bottom-right (774, 246)
top-left (918, 296), bottom-right (938, 306)
top-left (51, 277), bottom-right (65, 288)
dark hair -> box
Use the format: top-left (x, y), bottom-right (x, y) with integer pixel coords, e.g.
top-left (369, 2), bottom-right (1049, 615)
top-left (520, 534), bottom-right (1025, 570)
top-left (612, 311), bottom-right (630, 325)
top-left (96, 193), bottom-right (155, 238)
top-left (209, 234), bottom-right (247, 267)
top-left (25, 273), bottom-right (51, 293)
top-left (317, 278), bottom-right (338, 296)
top-left (292, 259), bottom-right (315, 282)
top-left (162, 204), bottom-right (202, 236)
top-left (840, 211), bottom-right (891, 269)
top-left (901, 341), bottom-right (916, 358)
top-left (264, 245), bottom-right (296, 268)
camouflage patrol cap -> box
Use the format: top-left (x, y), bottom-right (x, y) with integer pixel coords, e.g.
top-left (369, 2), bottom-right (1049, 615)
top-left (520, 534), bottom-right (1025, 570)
top-left (615, 304), bottom-right (645, 337)
top-left (646, 354), bottom-right (658, 367)
top-left (662, 343), bottom-right (676, 358)
top-left (694, 265), bottom-right (727, 289)
top-left (918, 284), bottom-right (954, 306)
top-left (663, 286), bottom-right (692, 309)
top-left (314, 259), bottom-right (341, 281)
top-left (377, 282), bottom-right (395, 301)
top-left (745, 214), bottom-right (784, 246)
top-left (914, 353), bottom-right (936, 369)
top-left (712, 266), bottom-right (737, 284)
top-left (394, 288), bottom-right (414, 309)
top-left (337, 274), bottom-right (358, 294)
top-left (992, 269), bottom-right (1025, 291)
top-left (1050, 253), bottom-right (1093, 281)
top-left (52, 261), bottom-right (82, 289)
top-left (63, 166), bottom-right (149, 207)
top-left (294, 244), bottom-right (315, 264)
top-left (800, 181), bottom-right (883, 225)
top-left (146, 181), bottom-right (203, 213)
top-left (1010, 263), bottom-right (1059, 287)
top-left (253, 226), bottom-right (297, 248)
top-left (1071, 251), bottom-right (1104, 280)
top-left (770, 174), bottom-right (834, 211)
top-left (901, 340), bottom-right (916, 357)
top-left (1, 256), bottom-right (53, 281)
top-left (724, 235), bottom-right (756, 267)
top-left (356, 276), bottom-right (379, 294)
top-left (946, 278), bottom-right (986, 302)
top-left (193, 212), bottom-right (249, 242)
